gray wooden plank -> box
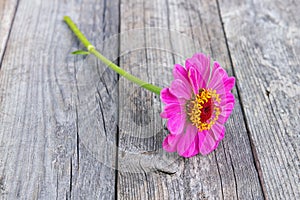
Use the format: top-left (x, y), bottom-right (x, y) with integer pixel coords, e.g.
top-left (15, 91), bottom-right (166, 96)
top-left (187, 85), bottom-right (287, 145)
top-left (218, 0), bottom-right (300, 199)
top-left (118, 0), bottom-right (263, 199)
top-left (0, 0), bottom-right (119, 199)
top-left (0, 0), bottom-right (18, 63)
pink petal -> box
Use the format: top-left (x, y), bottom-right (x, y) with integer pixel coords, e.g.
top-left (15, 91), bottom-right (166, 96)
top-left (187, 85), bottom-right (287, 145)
top-left (188, 67), bottom-right (205, 94)
top-left (167, 113), bottom-right (186, 135)
top-left (177, 124), bottom-right (199, 157)
top-left (163, 134), bottom-right (182, 152)
top-left (223, 77), bottom-right (235, 91)
top-left (160, 88), bottom-right (178, 104)
top-left (173, 64), bottom-right (190, 88)
top-left (220, 93), bottom-right (235, 106)
top-left (194, 53), bottom-right (211, 80)
top-left (185, 54), bottom-right (210, 86)
top-left (212, 62), bottom-right (227, 79)
top-left (218, 103), bottom-right (234, 123)
top-left (198, 130), bottom-right (219, 155)
top-left (185, 58), bottom-right (196, 71)
top-left (170, 79), bottom-right (192, 100)
top-left (211, 123), bottom-right (225, 142)
top-left (208, 68), bottom-right (227, 92)
top-left (160, 103), bottom-right (181, 119)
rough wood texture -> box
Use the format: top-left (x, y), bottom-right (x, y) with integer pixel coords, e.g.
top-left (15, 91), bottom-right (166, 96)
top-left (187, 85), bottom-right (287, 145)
top-left (117, 0), bottom-right (263, 199)
top-left (219, 0), bottom-right (300, 199)
top-left (0, 0), bottom-right (119, 199)
top-left (0, 0), bottom-right (18, 62)
top-left (0, 0), bottom-right (299, 199)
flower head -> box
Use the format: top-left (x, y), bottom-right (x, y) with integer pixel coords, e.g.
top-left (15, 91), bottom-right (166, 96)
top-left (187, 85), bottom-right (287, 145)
top-left (160, 53), bottom-right (235, 157)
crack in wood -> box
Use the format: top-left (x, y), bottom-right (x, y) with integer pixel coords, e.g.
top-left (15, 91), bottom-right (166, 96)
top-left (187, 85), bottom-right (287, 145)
top-left (215, 153), bottom-right (225, 200)
top-left (0, 0), bottom-right (19, 69)
top-left (69, 157), bottom-right (73, 199)
top-left (228, 153), bottom-right (239, 200)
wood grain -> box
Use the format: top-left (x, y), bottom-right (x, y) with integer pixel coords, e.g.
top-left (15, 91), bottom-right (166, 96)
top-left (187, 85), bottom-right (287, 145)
top-left (218, 0), bottom-right (300, 199)
top-left (0, 0), bottom-right (298, 199)
top-left (0, 0), bottom-right (18, 63)
top-left (117, 0), bottom-right (263, 199)
top-left (0, 0), bottom-right (119, 199)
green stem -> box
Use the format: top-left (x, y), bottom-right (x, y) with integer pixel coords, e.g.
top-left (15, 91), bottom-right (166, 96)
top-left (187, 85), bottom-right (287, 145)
top-left (63, 16), bottom-right (162, 95)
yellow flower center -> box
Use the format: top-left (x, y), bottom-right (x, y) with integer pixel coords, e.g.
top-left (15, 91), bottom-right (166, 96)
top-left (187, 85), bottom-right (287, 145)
top-left (186, 89), bottom-right (221, 131)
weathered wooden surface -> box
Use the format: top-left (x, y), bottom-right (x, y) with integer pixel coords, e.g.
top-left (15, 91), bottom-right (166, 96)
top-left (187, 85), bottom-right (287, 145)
top-left (0, 0), bottom-right (18, 62)
top-left (219, 0), bottom-right (300, 199)
top-left (118, 0), bottom-right (263, 199)
top-left (0, 0), bottom-right (299, 199)
top-left (0, 0), bottom-right (119, 199)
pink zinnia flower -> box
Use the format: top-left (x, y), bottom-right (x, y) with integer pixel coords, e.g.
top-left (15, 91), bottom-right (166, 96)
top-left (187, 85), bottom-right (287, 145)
top-left (161, 53), bottom-right (235, 157)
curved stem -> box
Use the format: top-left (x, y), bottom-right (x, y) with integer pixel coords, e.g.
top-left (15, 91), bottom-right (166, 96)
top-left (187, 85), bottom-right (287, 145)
top-left (63, 16), bottom-right (162, 95)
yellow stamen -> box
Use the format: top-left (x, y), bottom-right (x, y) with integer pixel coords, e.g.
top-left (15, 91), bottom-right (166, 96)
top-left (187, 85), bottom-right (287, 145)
top-left (186, 89), bottom-right (221, 131)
